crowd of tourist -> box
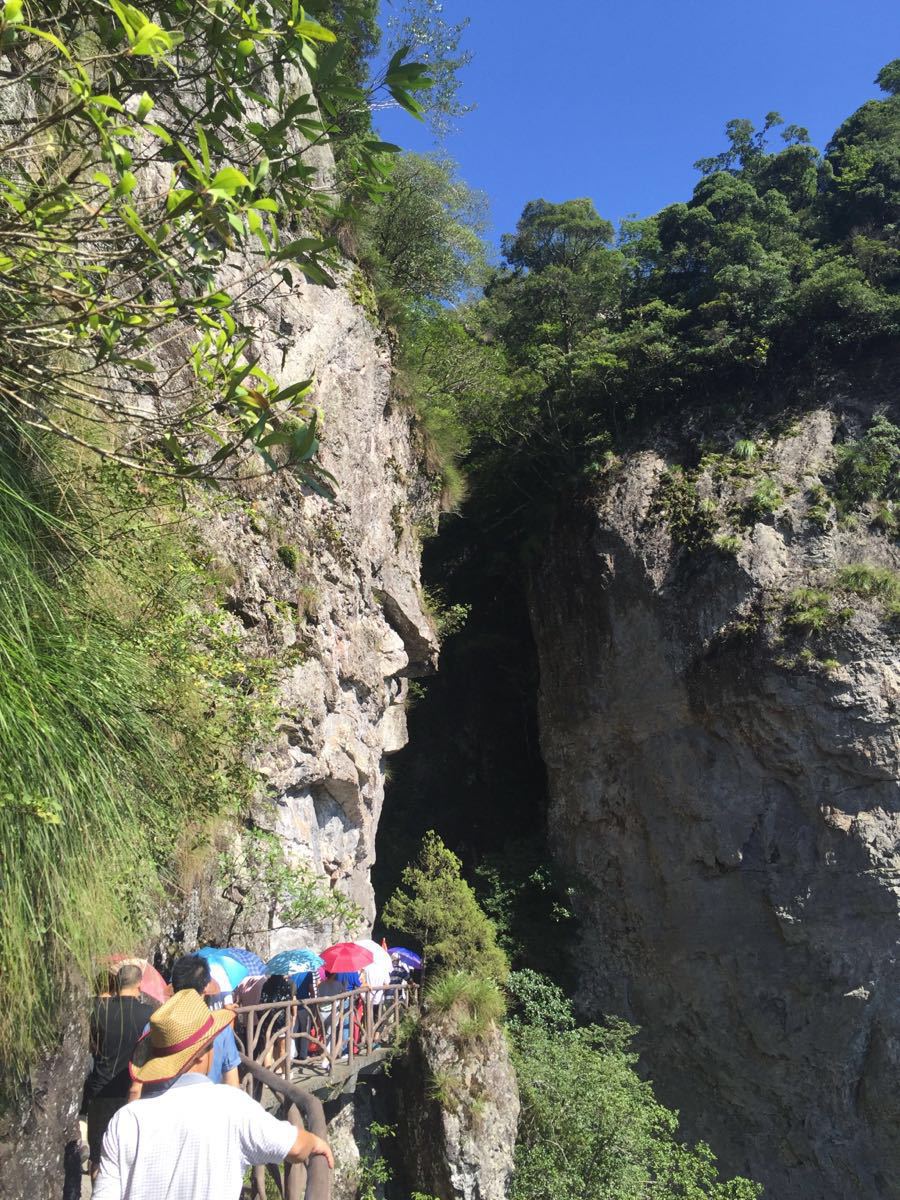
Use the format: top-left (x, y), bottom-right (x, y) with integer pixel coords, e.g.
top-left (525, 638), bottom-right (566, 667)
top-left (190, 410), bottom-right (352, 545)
top-left (81, 947), bottom-right (417, 1199)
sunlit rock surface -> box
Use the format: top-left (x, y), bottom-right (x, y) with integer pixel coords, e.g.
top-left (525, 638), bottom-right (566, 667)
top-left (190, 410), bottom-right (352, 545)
top-left (529, 398), bottom-right (900, 1198)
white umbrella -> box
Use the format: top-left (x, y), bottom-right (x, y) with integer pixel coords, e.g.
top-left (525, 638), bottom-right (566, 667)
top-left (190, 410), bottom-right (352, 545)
top-left (354, 939), bottom-right (391, 998)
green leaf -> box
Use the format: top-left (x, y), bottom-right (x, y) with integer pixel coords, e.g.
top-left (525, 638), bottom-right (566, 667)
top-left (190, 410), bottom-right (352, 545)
top-left (273, 378), bottom-right (314, 404)
top-left (389, 87), bottom-right (425, 120)
top-left (292, 18), bottom-right (337, 43)
top-left (273, 237), bottom-right (328, 260)
top-left (202, 292), bottom-right (232, 309)
top-left (136, 91), bottom-right (154, 121)
top-left (196, 126), bottom-right (210, 174)
top-left (114, 170), bottom-right (137, 196)
top-left (144, 121), bottom-right (172, 145)
top-left (208, 167), bottom-right (250, 196)
top-left (20, 24), bottom-right (70, 58)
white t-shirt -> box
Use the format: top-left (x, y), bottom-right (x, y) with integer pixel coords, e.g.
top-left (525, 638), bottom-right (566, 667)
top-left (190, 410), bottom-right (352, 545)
top-left (92, 1073), bottom-right (297, 1200)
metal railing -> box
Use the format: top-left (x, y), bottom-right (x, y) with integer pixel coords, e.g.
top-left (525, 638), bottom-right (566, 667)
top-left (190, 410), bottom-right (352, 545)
top-left (234, 983), bottom-right (418, 1083)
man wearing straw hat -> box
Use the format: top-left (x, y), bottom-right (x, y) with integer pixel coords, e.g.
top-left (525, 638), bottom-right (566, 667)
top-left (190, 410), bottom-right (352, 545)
top-left (92, 990), bottom-right (333, 1199)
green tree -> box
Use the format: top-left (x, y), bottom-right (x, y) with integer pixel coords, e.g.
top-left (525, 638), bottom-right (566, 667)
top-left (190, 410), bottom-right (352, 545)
top-left (509, 975), bottom-right (762, 1200)
top-left (382, 830), bottom-right (509, 982)
top-left (363, 153), bottom-right (490, 304)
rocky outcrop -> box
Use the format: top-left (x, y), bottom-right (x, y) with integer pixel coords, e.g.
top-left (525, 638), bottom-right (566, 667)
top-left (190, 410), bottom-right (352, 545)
top-left (392, 1015), bottom-right (519, 1200)
top-left (529, 399), bottom-right (900, 1198)
top-left (0, 1003), bottom-right (88, 1200)
top-left (175, 252), bottom-right (440, 953)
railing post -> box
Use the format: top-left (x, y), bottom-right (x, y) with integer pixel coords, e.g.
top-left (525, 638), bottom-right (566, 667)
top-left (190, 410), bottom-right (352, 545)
top-left (329, 995), bottom-right (339, 1070)
top-left (283, 999), bottom-right (291, 1081)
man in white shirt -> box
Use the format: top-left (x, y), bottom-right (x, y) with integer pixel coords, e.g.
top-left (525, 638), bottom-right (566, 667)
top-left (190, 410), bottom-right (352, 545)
top-left (93, 989), bottom-right (333, 1200)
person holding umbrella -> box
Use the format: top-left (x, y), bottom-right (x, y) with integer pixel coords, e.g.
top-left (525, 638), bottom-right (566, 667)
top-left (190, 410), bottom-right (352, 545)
top-left (317, 943), bottom-right (373, 1063)
top-left (259, 950), bottom-right (325, 1065)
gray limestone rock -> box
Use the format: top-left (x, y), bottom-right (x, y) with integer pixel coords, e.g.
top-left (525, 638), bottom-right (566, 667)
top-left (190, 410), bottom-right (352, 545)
top-left (393, 1015), bottom-right (519, 1200)
top-left (528, 404), bottom-right (900, 1198)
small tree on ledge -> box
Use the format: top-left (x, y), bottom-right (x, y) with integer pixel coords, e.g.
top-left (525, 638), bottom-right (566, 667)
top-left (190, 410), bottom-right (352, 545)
top-left (383, 829), bottom-right (509, 983)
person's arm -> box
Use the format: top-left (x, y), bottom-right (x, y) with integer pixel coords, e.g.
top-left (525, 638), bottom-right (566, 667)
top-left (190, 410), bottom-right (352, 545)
top-left (127, 1079), bottom-right (143, 1102)
top-left (239, 1092), bottom-right (334, 1171)
top-left (286, 1129), bottom-right (334, 1168)
top-left (221, 1024), bottom-right (241, 1087)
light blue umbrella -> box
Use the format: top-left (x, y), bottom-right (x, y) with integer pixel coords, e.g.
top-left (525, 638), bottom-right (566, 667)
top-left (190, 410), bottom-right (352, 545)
top-left (196, 947), bottom-right (249, 989)
top-left (265, 948), bottom-right (325, 975)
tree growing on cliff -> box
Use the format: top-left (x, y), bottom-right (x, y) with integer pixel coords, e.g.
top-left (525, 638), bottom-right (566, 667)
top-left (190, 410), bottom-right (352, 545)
top-left (382, 830), bottom-right (509, 982)
top-left (508, 972), bottom-right (762, 1200)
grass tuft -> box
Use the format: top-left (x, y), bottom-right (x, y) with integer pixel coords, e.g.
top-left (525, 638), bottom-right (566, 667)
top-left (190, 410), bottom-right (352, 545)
top-left (835, 563), bottom-right (900, 604)
top-left (784, 587), bottom-right (839, 633)
top-left (732, 439), bottom-right (758, 461)
top-left (426, 970), bottom-right (506, 1037)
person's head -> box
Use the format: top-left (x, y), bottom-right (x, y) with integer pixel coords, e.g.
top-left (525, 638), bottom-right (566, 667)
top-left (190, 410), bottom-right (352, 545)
top-left (116, 963), bottom-right (143, 995)
top-left (130, 989), bottom-right (234, 1086)
top-left (171, 954), bottom-right (214, 997)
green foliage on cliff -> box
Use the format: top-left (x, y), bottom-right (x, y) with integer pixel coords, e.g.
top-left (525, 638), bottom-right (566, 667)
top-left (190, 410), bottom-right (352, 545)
top-left (0, 445), bottom-right (278, 1075)
top-left (382, 830), bottom-right (510, 983)
top-left (508, 972), bottom-right (762, 1200)
top-left (833, 415), bottom-right (900, 511)
top-left (398, 61), bottom-right (900, 529)
top-left (0, 0), bottom-right (428, 483)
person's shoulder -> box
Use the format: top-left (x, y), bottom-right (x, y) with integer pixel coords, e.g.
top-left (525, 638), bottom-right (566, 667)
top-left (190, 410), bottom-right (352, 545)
top-left (210, 1082), bottom-right (263, 1118)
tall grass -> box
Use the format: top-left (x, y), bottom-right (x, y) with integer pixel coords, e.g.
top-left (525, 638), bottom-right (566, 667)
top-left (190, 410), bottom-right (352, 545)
top-left (426, 971), bottom-right (506, 1037)
top-left (0, 451), bottom-right (192, 1078)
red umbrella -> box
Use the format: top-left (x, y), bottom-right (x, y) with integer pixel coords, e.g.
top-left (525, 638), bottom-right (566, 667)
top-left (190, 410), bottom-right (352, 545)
top-left (108, 956), bottom-right (170, 1005)
top-left (320, 942), bottom-right (373, 974)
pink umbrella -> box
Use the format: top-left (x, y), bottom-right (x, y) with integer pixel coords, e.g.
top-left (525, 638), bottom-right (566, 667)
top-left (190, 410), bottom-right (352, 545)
top-left (320, 942), bottom-right (373, 974)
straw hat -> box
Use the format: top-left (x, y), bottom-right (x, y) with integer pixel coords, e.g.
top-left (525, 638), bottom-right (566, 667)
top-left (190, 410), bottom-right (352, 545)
top-left (130, 989), bottom-right (235, 1084)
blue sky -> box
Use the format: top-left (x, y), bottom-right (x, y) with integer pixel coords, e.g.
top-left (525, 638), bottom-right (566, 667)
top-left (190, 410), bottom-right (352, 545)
top-left (377, 0), bottom-right (897, 248)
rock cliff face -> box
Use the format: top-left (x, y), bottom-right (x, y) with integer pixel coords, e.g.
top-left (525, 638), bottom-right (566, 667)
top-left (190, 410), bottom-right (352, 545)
top-left (392, 1015), bottom-right (519, 1200)
top-left (1, 126), bottom-right (439, 1200)
top-left (528, 397), bottom-right (900, 1198)
top-left (176, 252), bottom-right (440, 954)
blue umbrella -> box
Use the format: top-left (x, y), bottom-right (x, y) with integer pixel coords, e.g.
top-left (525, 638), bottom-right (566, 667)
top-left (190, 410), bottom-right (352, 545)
top-left (265, 948), bottom-right (325, 975)
top-left (196, 947), bottom-right (249, 989)
top-left (222, 947), bottom-right (266, 975)
top-left (389, 947), bottom-right (422, 969)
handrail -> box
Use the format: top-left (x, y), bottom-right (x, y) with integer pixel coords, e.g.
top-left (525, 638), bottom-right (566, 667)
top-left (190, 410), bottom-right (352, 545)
top-left (234, 983), bottom-right (418, 1083)
top-left (240, 1055), bottom-right (331, 1200)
